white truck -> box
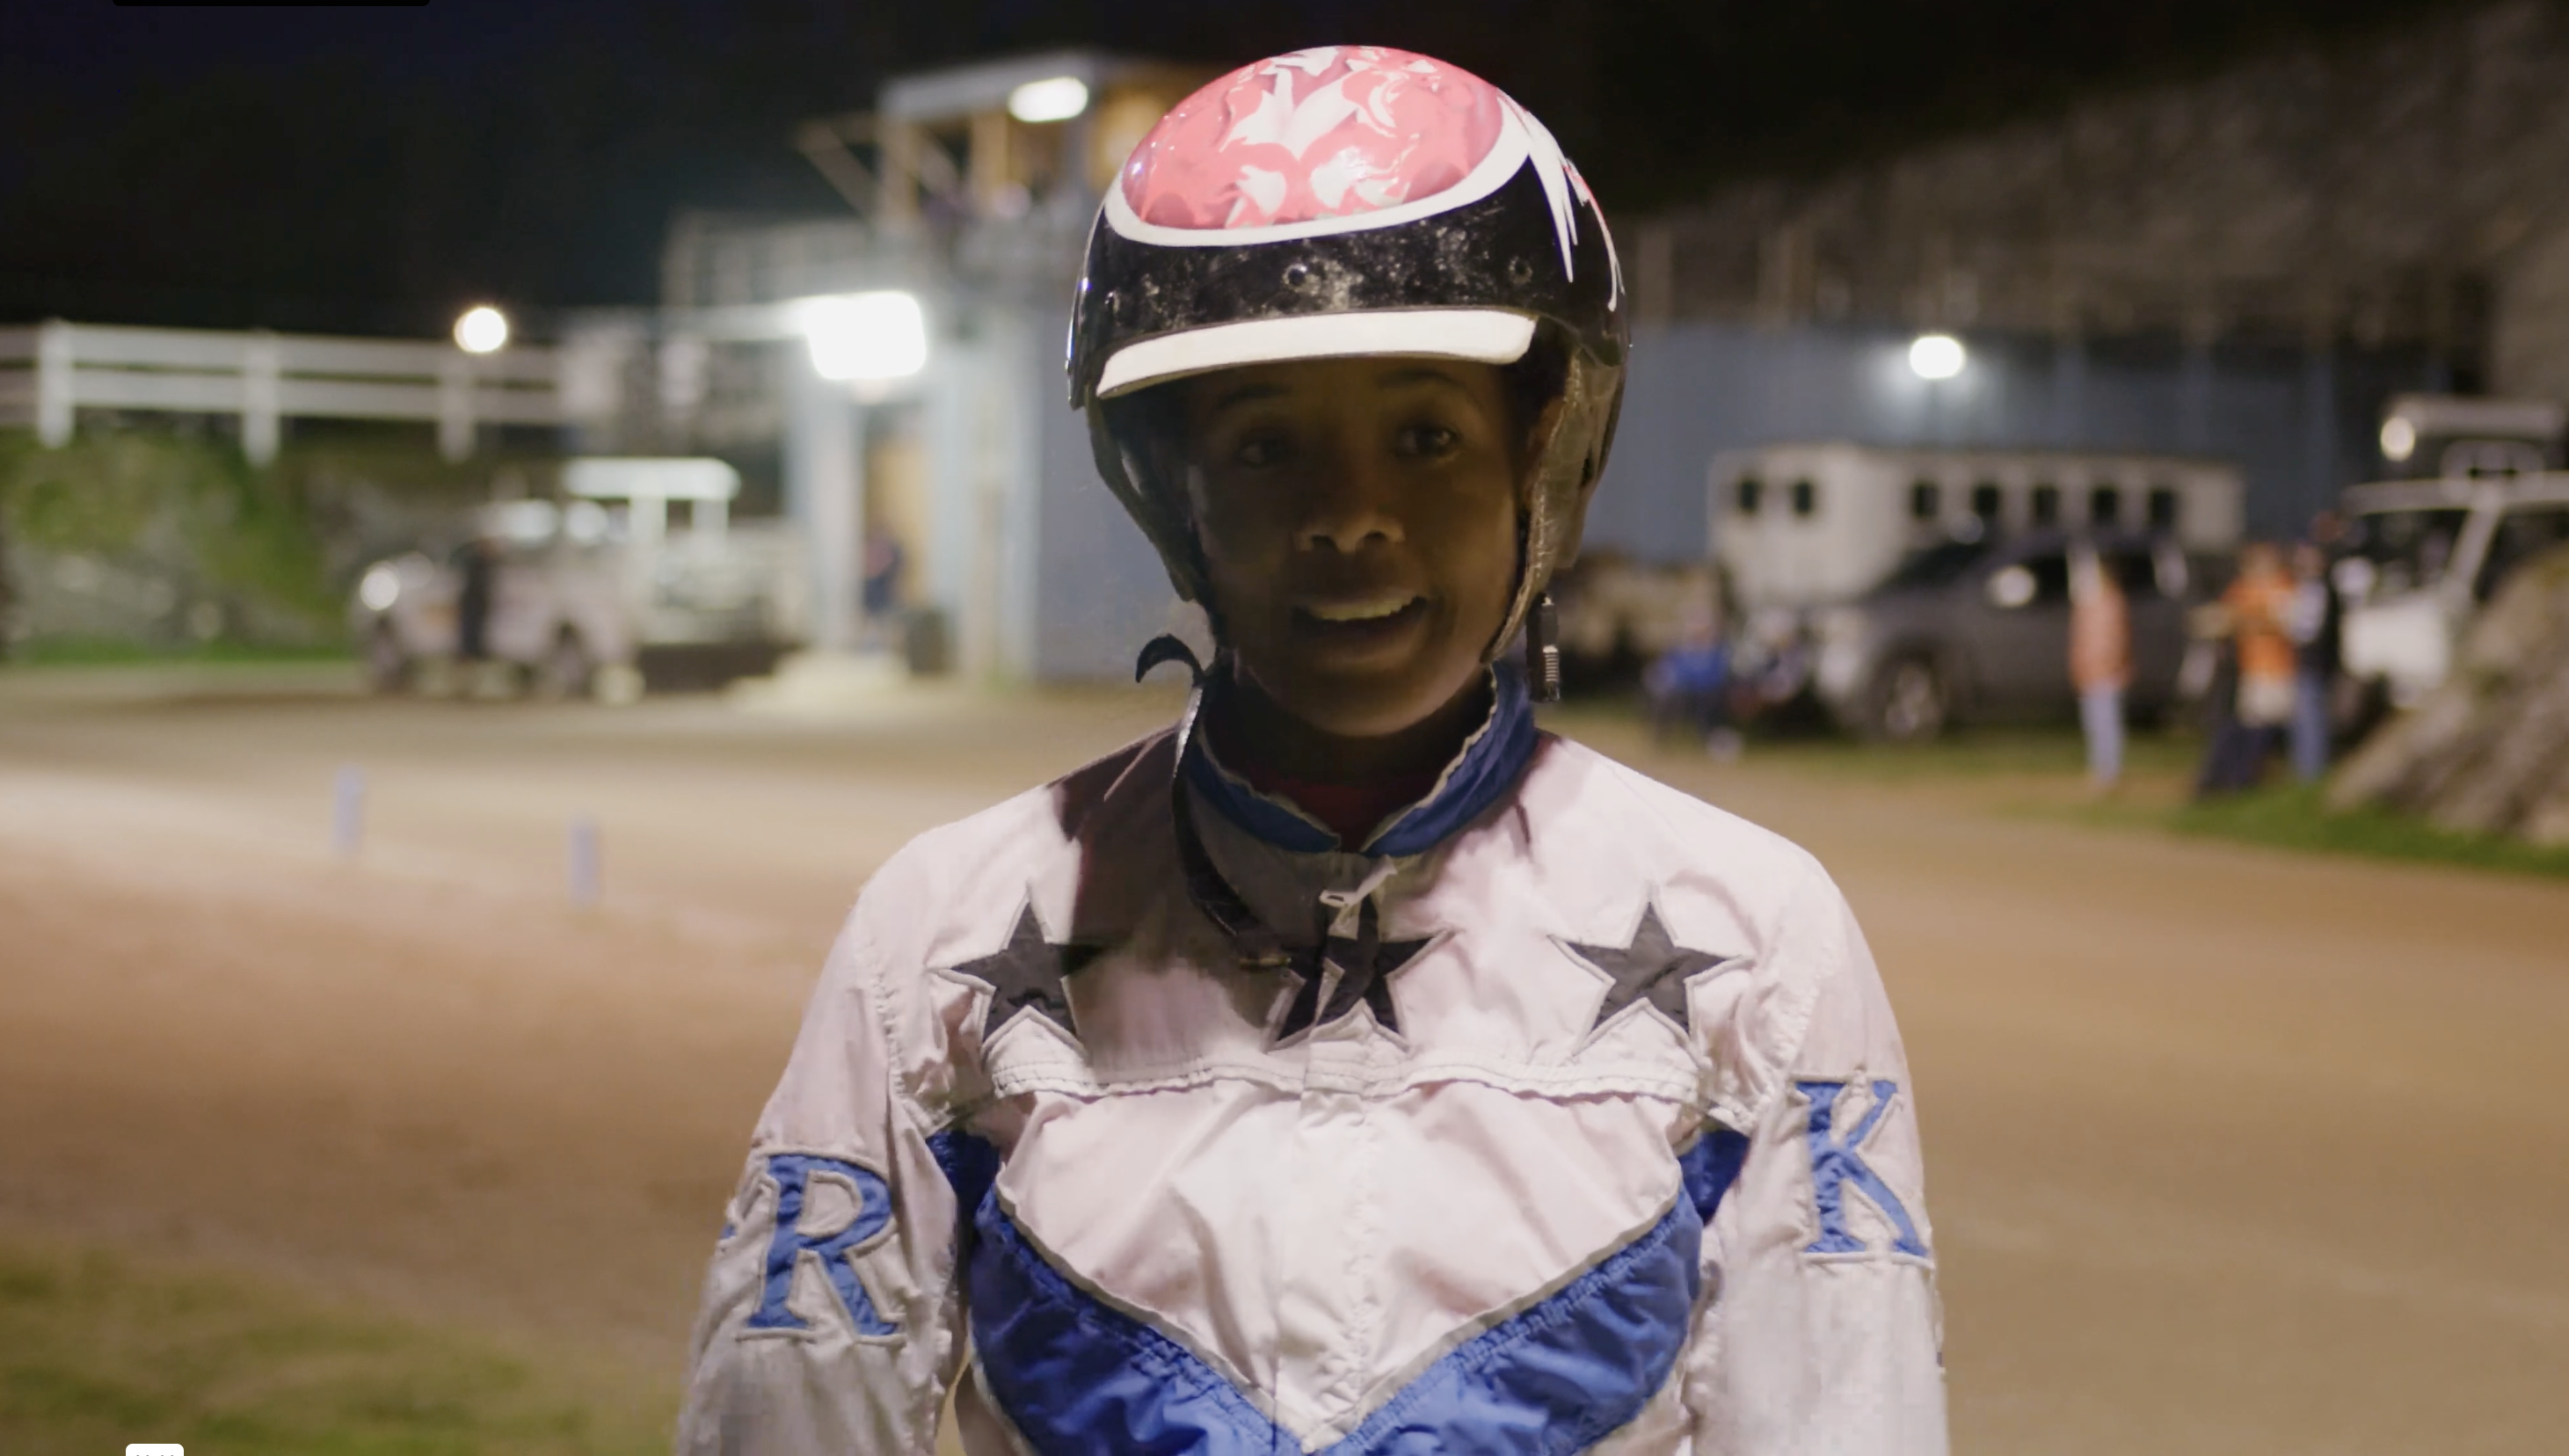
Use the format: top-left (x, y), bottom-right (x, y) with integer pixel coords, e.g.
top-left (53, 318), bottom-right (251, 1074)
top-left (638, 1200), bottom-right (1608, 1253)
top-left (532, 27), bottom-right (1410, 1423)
top-left (350, 457), bottom-right (809, 699)
top-left (2338, 473), bottom-right (2569, 708)
top-left (1710, 442), bottom-right (2245, 611)
top-left (2334, 395), bottom-right (2569, 710)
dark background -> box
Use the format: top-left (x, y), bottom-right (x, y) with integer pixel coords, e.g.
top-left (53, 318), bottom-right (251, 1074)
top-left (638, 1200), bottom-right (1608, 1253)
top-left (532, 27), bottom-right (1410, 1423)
top-left (0, 0), bottom-right (2451, 337)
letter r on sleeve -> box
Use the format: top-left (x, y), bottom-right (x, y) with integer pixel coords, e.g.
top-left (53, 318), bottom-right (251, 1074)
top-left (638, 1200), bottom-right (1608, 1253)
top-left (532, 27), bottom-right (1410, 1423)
top-left (746, 1153), bottom-right (902, 1336)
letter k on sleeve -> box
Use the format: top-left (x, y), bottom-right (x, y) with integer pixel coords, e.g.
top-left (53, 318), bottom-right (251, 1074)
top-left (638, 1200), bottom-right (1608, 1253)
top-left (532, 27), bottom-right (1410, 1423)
top-left (1682, 872), bottom-right (1948, 1455)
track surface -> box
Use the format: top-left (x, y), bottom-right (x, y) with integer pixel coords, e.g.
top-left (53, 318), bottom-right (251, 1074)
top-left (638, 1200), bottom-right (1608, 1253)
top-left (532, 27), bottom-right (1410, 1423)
top-left (3, 668), bottom-right (2565, 1452)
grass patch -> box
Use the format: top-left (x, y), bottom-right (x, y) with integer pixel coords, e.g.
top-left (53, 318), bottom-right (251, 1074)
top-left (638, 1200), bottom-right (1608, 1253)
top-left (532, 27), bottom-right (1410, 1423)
top-left (1728, 727), bottom-right (2200, 783)
top-left (1546, 700), bottom-right (2201, 783)
top-left (0, 1240), bottom-right (671, 1456)
top-left (1560, 695), bottom-right (2569, 882)
top-left (2151, 783), bottom-right (2569, 881)
top-left (8, 638), bottom-right (356, 666)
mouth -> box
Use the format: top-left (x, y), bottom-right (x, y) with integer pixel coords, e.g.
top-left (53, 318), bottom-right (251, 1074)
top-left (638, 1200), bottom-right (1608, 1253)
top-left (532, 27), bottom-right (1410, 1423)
top-left (1299, 593), bottom-right (1423, 624)
top-left (1288, 593), bottom-right (1431, 659)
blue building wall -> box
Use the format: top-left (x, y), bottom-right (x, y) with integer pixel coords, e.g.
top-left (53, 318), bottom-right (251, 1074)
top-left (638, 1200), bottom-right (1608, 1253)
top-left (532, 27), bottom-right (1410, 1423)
top-left (1592, 322), bottom-right (2428, 566)
top-left (1033, 377), bottom-right (1181, 681)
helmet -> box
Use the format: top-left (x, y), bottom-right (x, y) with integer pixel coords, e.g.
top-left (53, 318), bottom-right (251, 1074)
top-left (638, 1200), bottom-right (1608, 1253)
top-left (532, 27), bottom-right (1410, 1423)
top-left (1068, 45), bottom-right (1627, 665)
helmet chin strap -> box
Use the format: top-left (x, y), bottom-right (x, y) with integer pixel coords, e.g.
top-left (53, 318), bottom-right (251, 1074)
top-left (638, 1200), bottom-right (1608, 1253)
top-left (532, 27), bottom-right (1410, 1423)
top-left (1485, 508), bottom-right (1561, 704)
top-left (1133, 632), bottom-right (1209, 690)
top-left (1492, 408), bottom-right (1572, 703)
top-left (1524, 592), bottom-right (1561, 702)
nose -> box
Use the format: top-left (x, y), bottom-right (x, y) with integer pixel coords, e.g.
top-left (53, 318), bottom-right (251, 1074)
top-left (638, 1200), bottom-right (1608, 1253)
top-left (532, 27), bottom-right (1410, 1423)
top-left (1293, 447), bottom-right (1404, 555)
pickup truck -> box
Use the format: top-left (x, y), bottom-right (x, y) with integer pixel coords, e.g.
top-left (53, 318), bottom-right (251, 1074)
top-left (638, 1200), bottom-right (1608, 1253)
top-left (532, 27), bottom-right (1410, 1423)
top-left (351, 480), bottom-right (806, 699)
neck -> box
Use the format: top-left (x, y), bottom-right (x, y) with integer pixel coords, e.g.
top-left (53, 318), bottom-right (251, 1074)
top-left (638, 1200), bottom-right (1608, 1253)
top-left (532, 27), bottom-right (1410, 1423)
top-left (1211, 664), bottom-right (1492, 786)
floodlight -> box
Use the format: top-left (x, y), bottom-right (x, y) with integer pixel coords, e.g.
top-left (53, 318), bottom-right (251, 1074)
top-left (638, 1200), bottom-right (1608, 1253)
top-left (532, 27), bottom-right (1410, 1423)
top-left (800, 292), bottom-right (928, 382)
top-left (359, 563), bottom-right (402, 611)
top-left (1908, 333), bottom-right (1966, 381)
top-left (2380, 416), bottom-right (2417, 462)
top-left (1008, 76), bottom-right (1090, 123)
top-left (455, 305), bottom-right (510, 354)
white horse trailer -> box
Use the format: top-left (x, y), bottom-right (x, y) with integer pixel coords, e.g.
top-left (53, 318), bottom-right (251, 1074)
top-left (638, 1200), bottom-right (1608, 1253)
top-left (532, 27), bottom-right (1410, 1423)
top-left (1710, 443), bottom-right (2245, 611)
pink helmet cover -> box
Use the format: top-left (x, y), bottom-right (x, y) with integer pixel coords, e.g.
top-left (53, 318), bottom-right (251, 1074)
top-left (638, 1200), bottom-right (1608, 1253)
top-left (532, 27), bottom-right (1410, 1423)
top-left (1121, 46), bottom-right (1509, 232)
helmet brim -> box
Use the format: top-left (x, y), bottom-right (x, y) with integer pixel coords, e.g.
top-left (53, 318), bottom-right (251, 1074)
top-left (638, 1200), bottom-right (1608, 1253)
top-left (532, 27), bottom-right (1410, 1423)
top-left (1094, 308), bottom-right (1537, 400)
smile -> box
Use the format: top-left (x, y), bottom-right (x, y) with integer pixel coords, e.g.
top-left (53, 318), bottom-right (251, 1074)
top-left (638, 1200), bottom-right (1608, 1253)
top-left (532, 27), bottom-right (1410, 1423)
top-left (1286, 594), bottom-right (1432, 664)
top-left (1299, 595), bottom-right (1424, 624)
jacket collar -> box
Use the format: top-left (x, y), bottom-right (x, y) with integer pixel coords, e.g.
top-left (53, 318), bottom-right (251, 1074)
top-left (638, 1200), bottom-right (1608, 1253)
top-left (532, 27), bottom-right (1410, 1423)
top-left (1181, 661), bottom-right (1539, 858)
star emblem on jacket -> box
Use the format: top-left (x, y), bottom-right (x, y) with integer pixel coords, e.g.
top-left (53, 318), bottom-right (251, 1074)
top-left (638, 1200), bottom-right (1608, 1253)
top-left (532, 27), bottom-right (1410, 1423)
top-left (1274, 897), bottom-right (1433, 1042)
top-left (1560, 903), bottom-right (1733, 1036)
top-left (946, 902), bottom-right (1107, 1048)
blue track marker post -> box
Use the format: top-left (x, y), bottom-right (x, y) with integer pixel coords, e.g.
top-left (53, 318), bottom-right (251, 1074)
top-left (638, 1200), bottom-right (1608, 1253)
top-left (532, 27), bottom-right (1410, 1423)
top-left (331, 766), bottom-right (365, 860)
top-left (569, 815), bottom-right (602, 909)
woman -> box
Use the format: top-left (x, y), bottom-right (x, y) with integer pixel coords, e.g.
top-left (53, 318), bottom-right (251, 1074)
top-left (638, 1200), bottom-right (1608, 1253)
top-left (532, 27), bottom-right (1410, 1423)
top-left (678, 47), bottom-right (1946, 1454)
top-left (2070, 542), bottom-right (2132, 792)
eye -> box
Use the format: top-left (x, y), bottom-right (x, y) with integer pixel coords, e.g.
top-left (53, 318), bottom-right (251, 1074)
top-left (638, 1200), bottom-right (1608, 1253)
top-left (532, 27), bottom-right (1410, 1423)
top-left (1395, 423), bottom-right (1461, 458)
top-left (1233, 432), bottom-right (1292, 469)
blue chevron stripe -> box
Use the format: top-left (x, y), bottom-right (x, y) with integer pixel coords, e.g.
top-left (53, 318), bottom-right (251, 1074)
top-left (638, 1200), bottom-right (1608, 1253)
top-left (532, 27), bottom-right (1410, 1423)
top-left (966, 1191), bottom-right (1700, 1455)
top-left (1677, 1125), bottom-right (1751, 1225)
top-left (968, 1196), bottom-right (1284, 1454)
top-left (1322, 1200), bottom-right (1701, 1454)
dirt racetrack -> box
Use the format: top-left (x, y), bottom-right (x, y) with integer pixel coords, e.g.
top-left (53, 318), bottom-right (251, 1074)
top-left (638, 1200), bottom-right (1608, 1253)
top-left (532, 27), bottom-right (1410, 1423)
top-left (4, 665), bottom-right (2567, 1452)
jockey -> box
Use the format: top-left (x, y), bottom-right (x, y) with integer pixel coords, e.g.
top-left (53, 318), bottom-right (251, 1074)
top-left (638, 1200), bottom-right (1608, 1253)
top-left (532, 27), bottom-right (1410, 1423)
top-left (678, 44), bottom-right (1948, 1454)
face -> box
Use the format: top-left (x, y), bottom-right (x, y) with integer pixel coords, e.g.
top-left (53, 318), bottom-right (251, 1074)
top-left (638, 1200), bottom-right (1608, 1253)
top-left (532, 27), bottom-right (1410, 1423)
top-left (1177, 355), bottom-right (1526, 739)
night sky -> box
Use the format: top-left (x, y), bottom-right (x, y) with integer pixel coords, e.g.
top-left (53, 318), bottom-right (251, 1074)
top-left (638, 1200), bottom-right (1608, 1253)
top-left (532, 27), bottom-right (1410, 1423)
top-left (0, 0), bottom-right (2453, 338)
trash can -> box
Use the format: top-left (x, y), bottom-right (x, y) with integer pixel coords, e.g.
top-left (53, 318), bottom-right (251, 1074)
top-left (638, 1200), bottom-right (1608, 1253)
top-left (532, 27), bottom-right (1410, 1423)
top-left (903, 607), bottom-right (951, 676)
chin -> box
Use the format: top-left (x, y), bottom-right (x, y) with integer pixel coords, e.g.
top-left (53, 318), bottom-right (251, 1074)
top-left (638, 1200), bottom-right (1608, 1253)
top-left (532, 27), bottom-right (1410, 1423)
top-left (1259, 659), bottom-right (1484, 742)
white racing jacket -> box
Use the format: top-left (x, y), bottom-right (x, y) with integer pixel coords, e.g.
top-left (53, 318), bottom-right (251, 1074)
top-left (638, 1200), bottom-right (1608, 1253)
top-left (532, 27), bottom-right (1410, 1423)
top-left (678, 666), bottom-right (1947, 1453)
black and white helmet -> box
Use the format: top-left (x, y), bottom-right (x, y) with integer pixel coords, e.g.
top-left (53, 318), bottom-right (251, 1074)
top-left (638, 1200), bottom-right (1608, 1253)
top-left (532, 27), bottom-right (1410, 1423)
top-left (1068, 45), bottom-right (1627, 661)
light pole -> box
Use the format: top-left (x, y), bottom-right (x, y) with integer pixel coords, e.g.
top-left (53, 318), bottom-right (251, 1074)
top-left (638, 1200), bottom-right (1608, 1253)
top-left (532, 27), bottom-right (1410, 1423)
top-left (440, 306), bottom-right (512, 461)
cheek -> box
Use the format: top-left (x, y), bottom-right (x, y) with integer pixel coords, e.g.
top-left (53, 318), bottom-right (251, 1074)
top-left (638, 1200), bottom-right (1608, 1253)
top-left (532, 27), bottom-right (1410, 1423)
top-left (1441, 485), bottom-right (1525, 631)
top-left (1185, 483), bottom-right (1291, 620)
top-left (1193, 493), bottom-right (1271, 570)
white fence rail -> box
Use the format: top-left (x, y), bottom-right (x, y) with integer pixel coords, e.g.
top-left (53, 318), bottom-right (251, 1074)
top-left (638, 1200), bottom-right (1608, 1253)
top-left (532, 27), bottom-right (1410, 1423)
top-left (0, 320), bottom-right (563, 463)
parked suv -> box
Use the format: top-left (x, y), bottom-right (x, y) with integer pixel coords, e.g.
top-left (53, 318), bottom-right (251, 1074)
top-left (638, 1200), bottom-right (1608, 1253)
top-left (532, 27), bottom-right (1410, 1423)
top-left (1809, 528), bottom-right (2201, 741)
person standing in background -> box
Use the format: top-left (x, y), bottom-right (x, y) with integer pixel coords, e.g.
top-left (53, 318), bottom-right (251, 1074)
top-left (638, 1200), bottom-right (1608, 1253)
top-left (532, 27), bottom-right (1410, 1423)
top-left (454, 531), bottom-right (496, 665)
top-left (2230, 541), bottom-right (2298, 747)
top-left (2288, 534), bottom-right (2343, 783)
top-left (1643, 604), bottom-right (1742, 759)
top-left (2196, 541), bottom-right (2296, 797)
top-left (862, 528), bottom-right (905, 620)
top-left (2069, 541), bottom-right (2131, 793)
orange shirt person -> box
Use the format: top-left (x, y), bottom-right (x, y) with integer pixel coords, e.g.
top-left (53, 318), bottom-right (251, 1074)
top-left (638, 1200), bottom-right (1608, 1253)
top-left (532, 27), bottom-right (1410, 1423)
top-left (2223, 542), bottom-right (2297, 729)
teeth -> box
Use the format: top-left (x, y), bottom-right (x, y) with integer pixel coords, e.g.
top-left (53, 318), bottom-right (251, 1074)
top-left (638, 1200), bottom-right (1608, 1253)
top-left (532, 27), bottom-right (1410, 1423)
top-left (1306, 597), bottom-right (1415, 623)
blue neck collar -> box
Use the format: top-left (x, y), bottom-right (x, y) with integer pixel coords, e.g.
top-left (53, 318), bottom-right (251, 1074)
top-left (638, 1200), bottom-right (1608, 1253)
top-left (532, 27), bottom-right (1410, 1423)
top-left (1182, 661), bottom-right (1539, 858)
